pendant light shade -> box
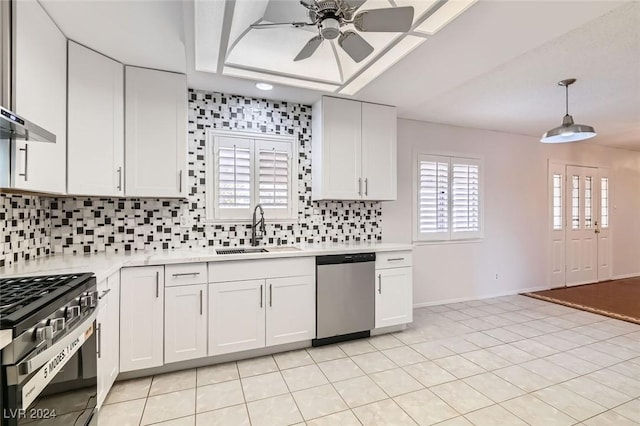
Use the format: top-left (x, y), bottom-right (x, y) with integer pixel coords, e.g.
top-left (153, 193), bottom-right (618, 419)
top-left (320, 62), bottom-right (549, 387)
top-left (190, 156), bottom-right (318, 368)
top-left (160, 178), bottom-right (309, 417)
top-left (541, 79), bottom-right (596, 143)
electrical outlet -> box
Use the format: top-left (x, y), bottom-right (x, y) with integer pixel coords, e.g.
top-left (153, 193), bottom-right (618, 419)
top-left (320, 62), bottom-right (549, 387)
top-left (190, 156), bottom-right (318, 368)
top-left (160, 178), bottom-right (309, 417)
top-left (179, 215), bottom-right (191, 228)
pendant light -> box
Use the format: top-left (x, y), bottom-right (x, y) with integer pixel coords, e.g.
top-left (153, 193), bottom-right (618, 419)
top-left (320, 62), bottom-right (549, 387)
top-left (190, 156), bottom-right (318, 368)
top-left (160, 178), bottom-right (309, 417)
top-left (541, 78), bottom-right (596, 143)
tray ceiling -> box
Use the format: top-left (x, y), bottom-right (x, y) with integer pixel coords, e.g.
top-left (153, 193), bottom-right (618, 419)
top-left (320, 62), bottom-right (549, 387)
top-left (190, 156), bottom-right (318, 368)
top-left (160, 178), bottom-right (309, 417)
top-left (194, 0), bottom-right (477, 95)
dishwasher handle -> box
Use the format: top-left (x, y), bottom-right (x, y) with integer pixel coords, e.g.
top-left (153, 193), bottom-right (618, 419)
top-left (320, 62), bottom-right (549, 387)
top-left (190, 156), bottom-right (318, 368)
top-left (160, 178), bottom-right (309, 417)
top-left (316, 253), bottom-right (376, 265)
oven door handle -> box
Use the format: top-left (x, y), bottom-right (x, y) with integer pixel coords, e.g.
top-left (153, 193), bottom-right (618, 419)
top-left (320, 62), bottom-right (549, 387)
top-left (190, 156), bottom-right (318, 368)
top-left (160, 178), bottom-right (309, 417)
top-left (7, 311), bottom-right (97, 384)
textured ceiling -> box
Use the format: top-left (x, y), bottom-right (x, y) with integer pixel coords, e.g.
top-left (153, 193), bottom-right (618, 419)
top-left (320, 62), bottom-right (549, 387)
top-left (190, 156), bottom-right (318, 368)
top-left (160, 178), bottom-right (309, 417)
top-left (40, 0), bottom-right (640, 151)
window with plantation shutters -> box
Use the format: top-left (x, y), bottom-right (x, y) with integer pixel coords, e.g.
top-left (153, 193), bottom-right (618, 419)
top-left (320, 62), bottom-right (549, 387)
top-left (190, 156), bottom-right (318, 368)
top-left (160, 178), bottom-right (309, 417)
top-left (258, 144), bottom-right (290, 210)
top-left (207, 132), bottom-right (296, 221)
top-left (451, 160), bottom-right (480, 236)
top-left (415, 154), bottom-right (483, 241)
top-left (217, 142), bottom-right (251, 210)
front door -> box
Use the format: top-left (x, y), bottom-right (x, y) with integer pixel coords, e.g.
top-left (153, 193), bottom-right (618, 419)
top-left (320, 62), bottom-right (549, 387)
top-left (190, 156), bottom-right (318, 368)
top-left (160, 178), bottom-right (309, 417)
top-left (548, 163), bottom-right (611, 288)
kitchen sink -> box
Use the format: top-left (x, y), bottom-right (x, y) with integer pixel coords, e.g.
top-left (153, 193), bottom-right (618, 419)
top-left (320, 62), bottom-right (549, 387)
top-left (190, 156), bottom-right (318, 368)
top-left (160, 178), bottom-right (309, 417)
top-left (265, 246), bottom-right (302, 252)
top-left (215, 248), bottom-right (268, 255)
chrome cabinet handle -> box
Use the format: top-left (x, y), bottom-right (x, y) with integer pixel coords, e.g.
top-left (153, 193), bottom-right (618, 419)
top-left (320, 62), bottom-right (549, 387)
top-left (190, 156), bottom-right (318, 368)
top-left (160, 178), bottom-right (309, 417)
top-left (97, 323), bottom-right (102, 359)
top-left (358, 178), bottom-right (362, 196)
top-left (117, 166), bottom-right (122, 191)
top-left (378, 274), bottom-right (382, 294)
top-left (179, 169), bottom-right (183, 193)
top-left (155, 271), bottom-right (159, 298)
top-left (200, 290), bottom-right (203, 315)
top-left (172, 272), bottom-right (200, 277)
top-left (260, 284), bottom-right (263, 308)
top-left (365, 178), bottom-right (368, 196)
top-left (269, 284), bottom-right (273, 307)
top-left (98, 288), bottom-right (111, 300)
top-left (387, 258), bottom-right (405, 262)
top-left (18, 144), bottom-right (28, 181)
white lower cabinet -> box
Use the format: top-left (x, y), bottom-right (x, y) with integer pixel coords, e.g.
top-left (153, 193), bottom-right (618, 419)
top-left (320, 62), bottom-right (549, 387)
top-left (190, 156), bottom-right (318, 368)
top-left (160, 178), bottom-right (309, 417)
top-left (208, 261), bottom-right (316, 356)
top-left (375, 267), bottom-right (413, 328)
top-left (165, 284), bottom-right (208, 363)
top-left (209, 280), bottom-right (265, 356)
top-left (97, 270), bottom-right (120, 408)
top-left (266, 276), bottom-right (315, 347)
top-left (120, 266), bottom-right (164, 372)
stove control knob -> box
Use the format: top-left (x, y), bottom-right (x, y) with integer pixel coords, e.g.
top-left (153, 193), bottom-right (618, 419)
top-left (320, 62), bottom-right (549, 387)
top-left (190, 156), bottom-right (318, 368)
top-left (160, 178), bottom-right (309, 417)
top-left (49, 317), bottom-right (66, 332)
top-left (66, 305), bottom-right (81, 320)
top-left (81, 294), bottom-right (95, 308)
top-left (36, 326), bottom-right (53, 341)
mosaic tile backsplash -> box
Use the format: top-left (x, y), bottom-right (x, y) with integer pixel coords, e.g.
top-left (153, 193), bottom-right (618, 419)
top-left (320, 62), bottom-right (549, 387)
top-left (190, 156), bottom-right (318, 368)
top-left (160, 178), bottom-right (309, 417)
top-left (1, 90), bottom-right (381, 267)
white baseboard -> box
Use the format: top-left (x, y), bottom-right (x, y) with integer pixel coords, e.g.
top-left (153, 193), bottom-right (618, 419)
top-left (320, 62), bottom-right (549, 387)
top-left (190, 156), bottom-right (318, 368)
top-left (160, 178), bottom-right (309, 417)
top-left (612, 273), bottom-right (640, 280)
top-left (413, 285), bottom-right (550, 308)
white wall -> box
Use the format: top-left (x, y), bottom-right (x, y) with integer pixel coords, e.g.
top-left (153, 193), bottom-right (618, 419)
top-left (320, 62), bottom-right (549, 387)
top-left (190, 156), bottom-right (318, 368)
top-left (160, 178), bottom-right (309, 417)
top-left (383, 119), bottom-right (640, 306)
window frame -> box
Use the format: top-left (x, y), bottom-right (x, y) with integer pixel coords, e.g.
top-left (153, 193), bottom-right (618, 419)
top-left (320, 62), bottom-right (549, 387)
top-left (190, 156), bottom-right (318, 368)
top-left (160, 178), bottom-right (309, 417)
top-left (413, 152), bottom-right (484, 243)
top-left (205, 130), bottom-right (298, 223)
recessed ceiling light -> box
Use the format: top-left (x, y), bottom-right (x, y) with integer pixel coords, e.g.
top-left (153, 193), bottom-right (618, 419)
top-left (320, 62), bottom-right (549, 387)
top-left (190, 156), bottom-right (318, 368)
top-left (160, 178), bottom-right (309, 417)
top-left (255, 82), bottom-right (273, 91)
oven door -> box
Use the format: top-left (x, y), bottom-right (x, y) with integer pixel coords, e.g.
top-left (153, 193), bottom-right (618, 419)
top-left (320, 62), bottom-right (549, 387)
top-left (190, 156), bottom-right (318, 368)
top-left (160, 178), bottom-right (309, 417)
top-left (2, 313), bottom-right (97, 426)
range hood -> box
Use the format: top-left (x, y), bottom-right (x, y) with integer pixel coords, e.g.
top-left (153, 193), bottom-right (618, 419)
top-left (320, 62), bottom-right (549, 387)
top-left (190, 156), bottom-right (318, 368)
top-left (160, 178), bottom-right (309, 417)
top-left (1, 105), bottom-right (56, 142)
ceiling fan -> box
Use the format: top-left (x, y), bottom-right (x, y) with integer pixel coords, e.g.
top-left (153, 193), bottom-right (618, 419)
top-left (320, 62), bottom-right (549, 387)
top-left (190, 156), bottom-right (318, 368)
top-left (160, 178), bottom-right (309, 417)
top-left (250, 0), bottom-right (415, 63)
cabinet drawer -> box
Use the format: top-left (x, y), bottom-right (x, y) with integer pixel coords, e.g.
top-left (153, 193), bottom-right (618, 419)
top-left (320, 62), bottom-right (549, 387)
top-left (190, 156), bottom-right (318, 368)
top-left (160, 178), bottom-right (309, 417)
top-left (375, 251), bottom-right (412, 269)
top-left (165, 263), bottom-right (207, 286)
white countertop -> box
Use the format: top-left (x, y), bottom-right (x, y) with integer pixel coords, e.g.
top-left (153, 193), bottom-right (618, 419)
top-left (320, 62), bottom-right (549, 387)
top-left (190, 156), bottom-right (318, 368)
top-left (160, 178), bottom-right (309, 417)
top-left (1, 242), bottom-right (413, 283)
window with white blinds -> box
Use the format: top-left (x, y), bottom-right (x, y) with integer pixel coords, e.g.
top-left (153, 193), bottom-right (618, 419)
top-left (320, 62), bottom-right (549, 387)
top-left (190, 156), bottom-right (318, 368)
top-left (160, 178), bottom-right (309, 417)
top-left (208, 133), bottom-right (296, 221)
top-left (415, 154), bottom-right (483, 241)
top-left (258, 147), bottom-right (289, 209)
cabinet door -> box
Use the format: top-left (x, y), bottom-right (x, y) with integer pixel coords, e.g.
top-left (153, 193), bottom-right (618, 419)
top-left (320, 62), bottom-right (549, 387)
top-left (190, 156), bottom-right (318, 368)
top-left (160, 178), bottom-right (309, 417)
top-left (209, 280), bottom-right (265, 356)
top-left (96, 279), bottom-right (109, 408)
top-left (165, 284), bottom-right (207, 363)
top-left (13, 0), bottom-right (67, 193)
top-left (266, 275), bottom-right (315, 347)
top-left (125, 66), bottom-right (187, 197)
top-left (67, 41), bottom-right (124, 196)
top-left (96, 270), bottom-right (121, 408)
top-left (361, 103), bottom-right (397, 201)
top-left (375, 267), bottom-right (413, 328)
top-left (120, 266), bottom-right (164, 372)
top-left (313, 97), bottom-right (362, 200)
top-left (106, 271), bottom-right (120, 389)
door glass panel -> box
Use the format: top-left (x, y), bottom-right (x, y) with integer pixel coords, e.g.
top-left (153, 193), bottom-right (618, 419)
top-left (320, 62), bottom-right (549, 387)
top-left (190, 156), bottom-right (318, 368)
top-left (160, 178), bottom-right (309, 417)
top-left (553, 173), bottom-right (562, 230)
top-left (601, 177), bottom-right (609, 228)
top-left (584, 176), bottom-right (593, 229)
top-left (572, 175), bottom-right (580, 229)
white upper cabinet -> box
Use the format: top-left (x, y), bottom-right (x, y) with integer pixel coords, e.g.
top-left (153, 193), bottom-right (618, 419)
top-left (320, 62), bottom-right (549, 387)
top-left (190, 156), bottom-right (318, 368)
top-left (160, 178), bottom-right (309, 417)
top-left (312, 97), bottom-right (362, 200)
top-left (125, 66), bottom-right (187, 197)
top-left (67, 41), bottom-right (124, 196)
top-left (312, 96), bottom-right (397, 201)
top-left (361, 102), bottom-right (397, 201)
top-left (12, 0), bottom-right (67, 194)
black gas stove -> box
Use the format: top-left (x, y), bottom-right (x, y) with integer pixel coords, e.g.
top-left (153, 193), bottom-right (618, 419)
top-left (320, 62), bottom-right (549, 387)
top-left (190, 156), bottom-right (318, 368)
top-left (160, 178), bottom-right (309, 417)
top-left (0, 273), bottom-right (96, 336)
top-left (1, 273), bottom-right (98, 426)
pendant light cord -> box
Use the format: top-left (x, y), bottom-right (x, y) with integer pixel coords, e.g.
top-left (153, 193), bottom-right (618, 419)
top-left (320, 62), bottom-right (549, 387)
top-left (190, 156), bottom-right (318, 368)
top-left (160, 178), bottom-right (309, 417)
top-left (565, 85), bottom-right (569, 116)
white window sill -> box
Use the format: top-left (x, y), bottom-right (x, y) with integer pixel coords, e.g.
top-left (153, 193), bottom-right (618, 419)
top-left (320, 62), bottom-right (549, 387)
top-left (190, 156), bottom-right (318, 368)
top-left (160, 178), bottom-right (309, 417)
top-left (412, 238), bottom-right (484, 246)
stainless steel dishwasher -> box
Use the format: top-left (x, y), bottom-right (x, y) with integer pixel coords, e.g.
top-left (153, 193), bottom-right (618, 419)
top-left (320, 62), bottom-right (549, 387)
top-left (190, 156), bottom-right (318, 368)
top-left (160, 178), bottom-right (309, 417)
top-left (313, 253), bottom-right (376, 346)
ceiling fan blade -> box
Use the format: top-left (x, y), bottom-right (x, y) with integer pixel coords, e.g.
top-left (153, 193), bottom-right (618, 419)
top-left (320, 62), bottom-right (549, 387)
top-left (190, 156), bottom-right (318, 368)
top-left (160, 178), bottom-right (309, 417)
top-left (294, 35), bottom-right (323, 61)
top-left (343, 0), bottom-right (367, 10)
top-left (251, 21), bottom-right (314, 29)
top-left (338, 30), bottom-right (374, 63)
top-left (353, 6), bottom-right (414, 32)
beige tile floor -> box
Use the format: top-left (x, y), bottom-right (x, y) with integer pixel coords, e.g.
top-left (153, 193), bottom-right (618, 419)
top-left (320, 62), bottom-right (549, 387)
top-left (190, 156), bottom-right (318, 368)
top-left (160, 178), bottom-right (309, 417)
top-left (99, 295), bottom-right (640, 425)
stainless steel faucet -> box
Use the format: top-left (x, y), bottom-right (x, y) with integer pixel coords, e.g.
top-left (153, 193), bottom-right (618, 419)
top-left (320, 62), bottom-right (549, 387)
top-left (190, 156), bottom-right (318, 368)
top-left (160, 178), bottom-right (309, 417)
top-left (251, 204), bottom-right (266, 246)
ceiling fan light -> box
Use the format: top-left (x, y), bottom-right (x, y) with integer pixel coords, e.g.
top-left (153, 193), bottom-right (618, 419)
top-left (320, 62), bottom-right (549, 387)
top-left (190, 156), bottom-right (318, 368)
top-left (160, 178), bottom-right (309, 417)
top-left (255, 82), bottom-right (273, 91)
